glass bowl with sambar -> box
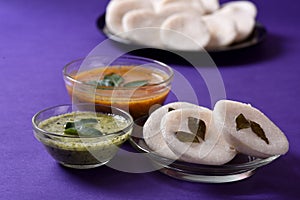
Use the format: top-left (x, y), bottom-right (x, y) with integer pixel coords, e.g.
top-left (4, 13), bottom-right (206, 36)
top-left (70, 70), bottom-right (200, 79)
top-left (63, 56), bottom-right (174, 119)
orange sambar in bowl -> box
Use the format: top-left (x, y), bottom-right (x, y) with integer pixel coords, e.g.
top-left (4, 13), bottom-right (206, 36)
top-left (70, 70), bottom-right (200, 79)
top-left (64, 65), bottom-right (173, 119)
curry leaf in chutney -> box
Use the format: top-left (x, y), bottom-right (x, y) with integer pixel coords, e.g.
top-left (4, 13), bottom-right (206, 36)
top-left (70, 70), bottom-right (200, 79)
top-left (64, 122), bottom-right (75, 129)
top-left (64, 128), bottom-right (79, 136)
top-left (63, 118), bottom-right (102, 137)
top-left (77, 127), bottom-right (104, 137)
top-left (78, 118), bottom-right (98, 124)
top-left (64, 118), bottom-right (98, 129)
top-left (64, 127), bottom-right (103, 137)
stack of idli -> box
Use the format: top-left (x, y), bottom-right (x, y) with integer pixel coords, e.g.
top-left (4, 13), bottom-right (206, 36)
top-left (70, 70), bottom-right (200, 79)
top-left (143, 100), bottom-right (289, 165)
top-left (105, 0), bottom-right (258, 50)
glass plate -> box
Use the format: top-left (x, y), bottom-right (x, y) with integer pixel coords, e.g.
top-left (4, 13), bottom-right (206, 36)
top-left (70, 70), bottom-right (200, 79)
top-left (96, 13), bottom-right (267, 53)
top-left (129, 116), bottom-right (280, 183)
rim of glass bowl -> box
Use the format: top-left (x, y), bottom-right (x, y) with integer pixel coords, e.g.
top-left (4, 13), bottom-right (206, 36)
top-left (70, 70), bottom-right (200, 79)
top-left (62, 55), bottom-right (174, 90)
top-left (32, 104), bottom-right (134, 138)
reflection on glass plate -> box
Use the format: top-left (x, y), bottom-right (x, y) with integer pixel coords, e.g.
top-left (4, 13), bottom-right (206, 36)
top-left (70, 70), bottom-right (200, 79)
top-left (96, 14), bottom-right (267, 53)
top-left (129, 116), bottom-right (280, 183)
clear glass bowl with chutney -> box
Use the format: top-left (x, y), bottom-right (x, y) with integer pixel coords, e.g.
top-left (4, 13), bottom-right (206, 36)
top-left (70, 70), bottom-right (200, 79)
top-left (32, 104), bottom-right (133, 169)
top-left (63, 55), bottom-right (174, 119)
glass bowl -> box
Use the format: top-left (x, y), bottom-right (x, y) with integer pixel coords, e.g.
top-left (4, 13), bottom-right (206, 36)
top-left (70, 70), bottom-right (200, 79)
top-left (129, 116), bottom-right (280, 183)
top-left (63, 55), bottom-right (174, 119)
top-left (32, 104), bottom-right (133, 169)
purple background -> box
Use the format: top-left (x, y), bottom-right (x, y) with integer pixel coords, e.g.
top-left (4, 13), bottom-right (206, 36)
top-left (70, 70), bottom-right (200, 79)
top-left (1, 0), bottom-right (299, 199)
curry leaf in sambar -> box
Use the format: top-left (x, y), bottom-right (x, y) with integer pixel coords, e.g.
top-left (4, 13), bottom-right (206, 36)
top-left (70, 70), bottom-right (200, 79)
top-left (123, 80), bottom-right (148, 87)
top-left (86, 73), bottom-right (124, 87)
top-left (104, 73), bottom-right (124, 86)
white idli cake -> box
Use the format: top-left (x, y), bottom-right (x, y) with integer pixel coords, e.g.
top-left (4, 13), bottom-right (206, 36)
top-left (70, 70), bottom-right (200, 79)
top-left (213, 100), bottom-right (289, 158)
top-left (122, 9), bottom-right (164, 47)
top-left (160, 13), bottom-right (211, 51)
top-left (199, 0), bottom-right (220, 14)
top-left (156, 0), bottom-right (206, 14)
top-left (160, 108), bottom-right (236, 165)
top-left (214, 6), bottom-right (255, 43)
top-left (220, 0), bottom-right (257, 18)
top-left (105, 0), bottom-right (153, 34)
top-left (202, 14), bottom-right (237, 48)
top-left (143, 102), bottom-right (207, 159)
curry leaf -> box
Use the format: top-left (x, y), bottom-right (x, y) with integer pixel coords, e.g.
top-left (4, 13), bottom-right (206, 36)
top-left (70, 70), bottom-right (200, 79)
top-left (86, 73), bottom-right (124, 87)
top-left (64, 122), bottom-right (75, 129)
top-left (98, 79), bottom-right (114, 87)
top-left (123, 80), bottom-right (148, 87)
top-left (188, 117), bottom-right (206, 141)
top-left (64, 128), bottom-right (79, 136)
top-left (77, 127), bottom-right (103, 137)
top-left (250, 121), bottom-right (269, 144)
top-left (235, 113), bottom-right (251, 131)
top-left (64, 127), bottom-right (103, 137)
top-left (168, 107), bottom-right (175, 112)
top-left (78, 118), bottom-right (98, 124)
top-left (175, 131), bottom-right (200, 143)
top-left (235, 114), bottom-right (269, 145)
top-left (63, 118), bottom-right (101, 137)
top-left (104, 73), bottom-right (124, 86)
top-left (64, 118), bottom-right (98, 130)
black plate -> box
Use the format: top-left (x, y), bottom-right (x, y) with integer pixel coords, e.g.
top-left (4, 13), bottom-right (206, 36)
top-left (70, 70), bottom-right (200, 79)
top-left (96, 13), bottom-right (267, 53)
